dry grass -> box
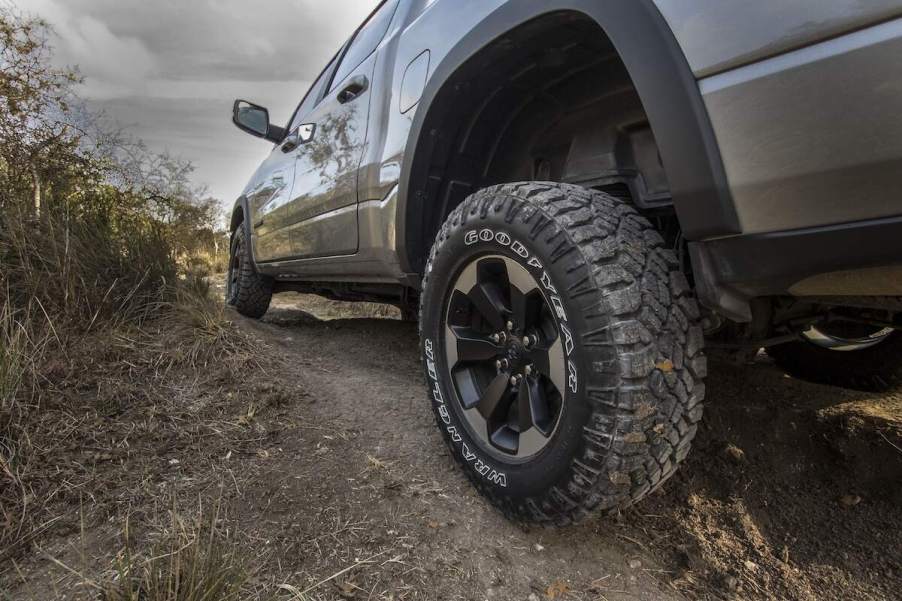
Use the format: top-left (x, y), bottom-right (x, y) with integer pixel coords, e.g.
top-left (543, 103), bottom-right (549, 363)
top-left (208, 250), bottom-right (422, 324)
top-left (0, 209), bottom-right (261, 577)
top-left (0, 300), bottom-right (269, 597)
top-left (100, 501), bottom-right (259, 601)
top-left (0, 300), bottom-right (28, 409)
top-left (0, 299), bottom-right (49, 561)
top-left (0, 210), bottom-right (177, 335)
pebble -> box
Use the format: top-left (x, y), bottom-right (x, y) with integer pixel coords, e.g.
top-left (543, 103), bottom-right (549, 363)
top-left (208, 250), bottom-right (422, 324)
top-left (839, 494), bottom-right (862, 507)
top-left (724, 575), bottom-right (739, 591)
top-left (724, 444), bottom-right (746, 464)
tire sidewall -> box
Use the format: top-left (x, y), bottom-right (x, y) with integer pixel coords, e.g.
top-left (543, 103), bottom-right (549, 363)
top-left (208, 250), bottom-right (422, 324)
top-left (420, 201), bottom-right (598, 500)
top-left (225, 229), bottom-right (242, 306)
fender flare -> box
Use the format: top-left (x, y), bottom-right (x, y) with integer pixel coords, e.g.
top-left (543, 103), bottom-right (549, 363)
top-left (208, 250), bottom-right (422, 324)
top-left (397, 0), bottom-right (739, 273)
top-left (229, 196), bottom-right (260, 274)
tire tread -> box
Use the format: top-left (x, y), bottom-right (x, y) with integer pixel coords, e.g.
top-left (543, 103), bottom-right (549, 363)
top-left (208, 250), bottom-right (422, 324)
top-left (227, 228), bottom-right (272, 319)
top-left (420, 182), bottom-right (706, 524)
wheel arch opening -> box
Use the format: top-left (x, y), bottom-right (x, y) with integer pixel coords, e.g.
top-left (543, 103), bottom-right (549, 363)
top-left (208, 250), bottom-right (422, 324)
top-left (401, 10), bottom-right (674, 275)
top-left (230, 201), bottom-right (245, 234)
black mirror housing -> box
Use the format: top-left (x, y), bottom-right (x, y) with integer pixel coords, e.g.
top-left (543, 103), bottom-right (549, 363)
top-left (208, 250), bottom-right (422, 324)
top-left (232, 100), bottom-right (286, 143)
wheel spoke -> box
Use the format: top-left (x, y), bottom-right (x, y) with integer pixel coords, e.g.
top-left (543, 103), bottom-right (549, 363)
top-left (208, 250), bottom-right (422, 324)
top-left (477, 372), bottom-right (512, 421)
top-left (489, 425), bottom-right (519, 454)
top-left (467, 281), bottom-right (510, 331)
top-left (528, 346), bottom-right (551, 379)
top-left (450, 327), bottom-right (503, 363)
top-left (517, 378), bottom-right (553, 436)
top-left (510, 287), bottom-right (528, 328)
top-left (444, 254), bottom-right (567, 460)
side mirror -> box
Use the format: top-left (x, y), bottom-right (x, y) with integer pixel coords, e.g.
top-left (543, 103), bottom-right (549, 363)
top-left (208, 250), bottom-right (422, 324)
top-left (232, 100), bottom-right (286, 143)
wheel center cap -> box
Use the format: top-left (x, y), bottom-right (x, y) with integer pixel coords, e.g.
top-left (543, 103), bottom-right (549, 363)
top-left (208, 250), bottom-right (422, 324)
top-left (506, 337), bottom-right (526, 367)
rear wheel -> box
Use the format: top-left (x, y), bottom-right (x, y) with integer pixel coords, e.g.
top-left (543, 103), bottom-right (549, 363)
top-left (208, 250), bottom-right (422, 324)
top-left (419, 182), bottom-right (706, 524)
top-left (769, 323), bottom-right (902, 391)
top-left (226, 227), bottom-right (272, 319)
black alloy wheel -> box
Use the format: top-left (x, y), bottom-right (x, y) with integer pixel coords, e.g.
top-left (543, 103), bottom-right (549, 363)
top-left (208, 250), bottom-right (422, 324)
top-left (444, 255), bottom-right (565, 460)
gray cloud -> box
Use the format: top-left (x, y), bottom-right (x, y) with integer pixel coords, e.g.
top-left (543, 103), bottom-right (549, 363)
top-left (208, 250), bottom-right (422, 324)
top-left (21, 0), bottom-right (378, 205)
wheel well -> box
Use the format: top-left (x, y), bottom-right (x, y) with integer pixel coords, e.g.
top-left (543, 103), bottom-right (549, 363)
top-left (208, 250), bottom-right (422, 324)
top-left (230, 203), bottom-right (244, 234)
top-left (403, 11), bottom-right (675, 273)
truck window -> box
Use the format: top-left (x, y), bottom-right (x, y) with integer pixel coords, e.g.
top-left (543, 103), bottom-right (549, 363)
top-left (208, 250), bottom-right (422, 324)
top-left (328, 0), bottom-right (400, 93)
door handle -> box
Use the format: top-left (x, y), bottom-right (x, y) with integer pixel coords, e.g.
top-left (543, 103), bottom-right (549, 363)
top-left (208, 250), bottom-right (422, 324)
top-left (281, 131), bottom-right (299, 153)
top-left (337, 75), bottom-right (369, 104)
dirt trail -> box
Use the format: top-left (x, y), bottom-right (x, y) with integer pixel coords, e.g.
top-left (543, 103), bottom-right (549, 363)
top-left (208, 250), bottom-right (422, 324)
top-left (6, 291), bottom-right (899, 600)
top-left (237, 295), bottom-right (678, 600)
top-left (232, 293), bottom-right (902, 600)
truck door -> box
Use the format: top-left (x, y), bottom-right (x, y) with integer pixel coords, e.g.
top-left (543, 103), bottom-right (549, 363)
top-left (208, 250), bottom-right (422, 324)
top-left (286, 0), bottom-right (400, 259)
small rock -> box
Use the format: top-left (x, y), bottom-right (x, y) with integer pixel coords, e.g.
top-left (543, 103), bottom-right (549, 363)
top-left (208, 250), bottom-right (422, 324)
top-left (656, 359), bottom-right (674, 373)
top-left (839, 494), bottom-right (861, 507)
top-left (628, 559), bottom-right (642, 570)
top-left (723, 575), bottom-right (739, 591)
top-left (527, 594), bottom-right (540, 601)
top-left (724, 444), bottom-right (746, 464)
top-left (743, 560), bottom-right (758, 572)
top-left (534, 543), bottom-right (545, 552)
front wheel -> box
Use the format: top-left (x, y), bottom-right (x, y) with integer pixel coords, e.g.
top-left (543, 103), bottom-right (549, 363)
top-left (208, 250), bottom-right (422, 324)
top-left (226, 227), bottom-right (273, 319)
top-left (419, 183), bottom-right (706, 525)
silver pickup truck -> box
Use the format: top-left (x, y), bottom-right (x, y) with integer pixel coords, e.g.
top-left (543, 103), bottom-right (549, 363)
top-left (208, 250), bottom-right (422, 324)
top-left (227, 0), bottom-right (902, 525)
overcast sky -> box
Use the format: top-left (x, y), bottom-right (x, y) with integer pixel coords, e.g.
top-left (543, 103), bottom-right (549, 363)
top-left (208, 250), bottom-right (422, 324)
top-left (21, 0), bottom-right (378, 206)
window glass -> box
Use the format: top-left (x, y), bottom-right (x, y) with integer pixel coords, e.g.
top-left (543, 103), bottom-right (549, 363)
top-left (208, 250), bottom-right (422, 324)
top-left (288, 56), bottom-right (337, 131)
top-left (328, 0), bottom-right (400, 92)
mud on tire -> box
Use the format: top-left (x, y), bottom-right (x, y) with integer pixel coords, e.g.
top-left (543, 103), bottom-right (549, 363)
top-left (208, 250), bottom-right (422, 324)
top-left (226, 227), bottom-right (273, 319)
top-left (419, 182), bottom-right (706, 525)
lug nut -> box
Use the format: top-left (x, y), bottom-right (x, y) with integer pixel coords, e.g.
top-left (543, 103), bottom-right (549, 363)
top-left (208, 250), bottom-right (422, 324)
top-left (495, 359), bottom-right (502, 369)
top-left (524, 364), bottom-right (533, 376)
top-left (499, 358), bottom-right (510, 370)
top-left (506, 320), bottom-right (514, 331)
top-left (510, 375), bottom-right (520, 387)
top-left (490, 333), bottom-right (501, 343)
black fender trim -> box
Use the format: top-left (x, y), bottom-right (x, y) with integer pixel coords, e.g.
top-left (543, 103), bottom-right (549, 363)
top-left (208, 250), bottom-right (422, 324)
top-left (230, 196), bottom-right (260, 275)
top-left (690, 214), bottom-right (902, 322)
top-left (398, 0), bottom-right (739, 274)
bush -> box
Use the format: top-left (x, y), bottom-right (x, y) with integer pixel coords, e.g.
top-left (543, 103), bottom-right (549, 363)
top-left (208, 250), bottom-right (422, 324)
top-left (0, 6), bottom-right (236, 568)
top-left (0, 207), bottom-right (178, 334)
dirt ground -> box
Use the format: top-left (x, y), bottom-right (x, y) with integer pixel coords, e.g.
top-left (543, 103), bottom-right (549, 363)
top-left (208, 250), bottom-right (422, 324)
top-left (5, 291), bottom-right (902, 600)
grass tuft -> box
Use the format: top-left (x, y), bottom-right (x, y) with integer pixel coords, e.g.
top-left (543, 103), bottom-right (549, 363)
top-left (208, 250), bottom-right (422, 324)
top-left (102, 503), bottom-right (257, 601)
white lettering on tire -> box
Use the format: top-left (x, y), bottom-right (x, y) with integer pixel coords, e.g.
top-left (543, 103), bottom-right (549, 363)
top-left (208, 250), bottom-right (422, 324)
top-left (465, 228), bottom-right (577, 392)
top-left (425, 337), bottom-right (508, 488)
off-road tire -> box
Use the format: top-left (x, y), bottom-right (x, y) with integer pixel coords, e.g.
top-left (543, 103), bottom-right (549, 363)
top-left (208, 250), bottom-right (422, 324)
top-left (226, 227), bottom-right (272, 319)
top-left (769, 333), bottom-right (902, 392)
top-left (419, 182), bottom-right (706, 525)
